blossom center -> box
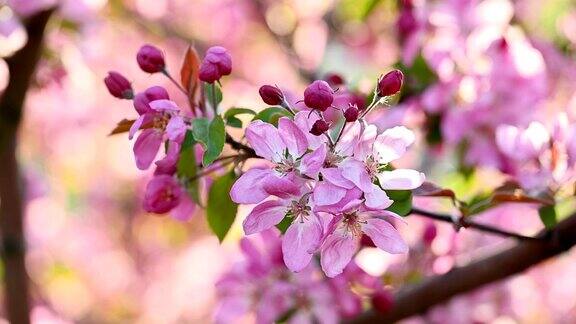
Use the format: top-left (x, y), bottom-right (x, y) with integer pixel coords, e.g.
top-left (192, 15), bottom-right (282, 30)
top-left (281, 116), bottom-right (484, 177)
top-left (341, 212), bottom-right (364, 237)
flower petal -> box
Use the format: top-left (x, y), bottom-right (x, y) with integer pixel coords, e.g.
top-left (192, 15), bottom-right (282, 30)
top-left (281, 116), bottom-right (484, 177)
top-left (230, 168), bottom-right (274, 204)
top-left (149, 99), bottom-right (180, 112)
top-left (261, 174), bottom-right (301, 199)
top-left (373, 126), bottom-right (415, 163)
top-left (282, 218), bottom-right (323, 272)
top-left (278, 117), bottom-right (308, 158)
top-left (321, 167), bottom-right (355, 189)
top-left (300, 144), bottom-right (327, 178)
top-left (341, 159), bottom-right (373, 192)
top-left (243, 200), bottom-right (287, 235)
top-left (313, 181), bottom-right (347, 206)
top-left (245, 120), bottom-right (286, 161)
top-left (364, 185), bottom-right (393, 210)
top-left (133, 129), bottom-right (163, 170)
top-left (377, 169), bottom-right (425, 190)
top-left (362, 218), bottom-right (408, 254)
top-left (320, 231), bottom-right (358, 277)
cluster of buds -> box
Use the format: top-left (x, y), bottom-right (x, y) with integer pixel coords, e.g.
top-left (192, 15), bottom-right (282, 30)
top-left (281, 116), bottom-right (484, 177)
top-left (104, 44), bottom-right (234, 220)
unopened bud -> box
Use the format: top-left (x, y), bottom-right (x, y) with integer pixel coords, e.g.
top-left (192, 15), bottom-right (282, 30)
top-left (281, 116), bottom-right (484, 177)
top-left (137, 44), bottom-right (165, 73)
top-left (344, 104), bottom-right (359, 122)
top-left (304, 80), bottom-right (334, 111)
top-left (199, 46), bottom-right (232, 83)
top-left (104, 71), bottom-right (133, 99)
top-left (377, 70), bottom-right (403, 97)
top-left (310, 119), bottom-right (330, 136)
top-left (259, 85), bottom-right (284, 105)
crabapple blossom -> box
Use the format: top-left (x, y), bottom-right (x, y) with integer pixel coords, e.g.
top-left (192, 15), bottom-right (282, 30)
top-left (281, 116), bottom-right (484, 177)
top-left (377, 70), bottom-right (404, 97)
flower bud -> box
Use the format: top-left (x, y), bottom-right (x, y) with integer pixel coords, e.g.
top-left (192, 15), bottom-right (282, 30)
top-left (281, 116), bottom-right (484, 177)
top-left (344, 104), bottom-right (359, 122)
top-left (304, 80), bottom-right (334, 111)
top-left (371, 290), bottom-right (394, 314)
top-left (324, 73), bottom-right (345, 87)
top-left (310, 119), bottom-right (330, 136)
top-left (137, 44), bottom-right (165, 73)
top-left (104, 71), bottom-right (133, 99)
top-left (377, 70), bottom-right (403, 97)
top-left (199, 46), bottom-right (232, 83)
top-left (133, 86), bottom-right (170, 115)
top-left (259, 85), bottom-right (284, 105)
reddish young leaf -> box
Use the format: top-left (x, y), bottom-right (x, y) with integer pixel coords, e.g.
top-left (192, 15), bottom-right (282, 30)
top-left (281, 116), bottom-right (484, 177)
top-left (180, 45), bottom-right (201, 103)
top-left (413, 181), bottom-right (456, 200)
top-left (108, 119), bottom-right (136, 136)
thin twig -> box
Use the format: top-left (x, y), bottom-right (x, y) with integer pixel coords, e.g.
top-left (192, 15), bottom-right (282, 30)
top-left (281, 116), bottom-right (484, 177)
top-left (410, 207), bottom-right (543, 241)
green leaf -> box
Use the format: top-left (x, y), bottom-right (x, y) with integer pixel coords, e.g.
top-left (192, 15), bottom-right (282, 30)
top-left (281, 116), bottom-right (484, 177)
top-left (226, 116), bottom-right (243, 128)
top-left (252, 107), bottom-right (292, 126)
top-left (224, 108), bottom-right (256, 128)
top-left (192, 118), bottom-right (210, 146)
top-left (275, 215), bottom-right (292, 234)
top-left (539, 205), bottom-right (557, 229)
top-left (177, 131), bottom-right (201, 205)
top-left (386, 190), bottom-right (412, 216)
top-left (207, 170), bottom-right (238, 242)
top-left (203, 116), bottom-right (226, 166)
top-left (224, 107), bottom-right (257, 119)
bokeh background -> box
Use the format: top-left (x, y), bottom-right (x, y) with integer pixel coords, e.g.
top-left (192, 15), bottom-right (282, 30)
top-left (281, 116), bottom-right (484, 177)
top-left (2, 0), bottom-right (576, 323)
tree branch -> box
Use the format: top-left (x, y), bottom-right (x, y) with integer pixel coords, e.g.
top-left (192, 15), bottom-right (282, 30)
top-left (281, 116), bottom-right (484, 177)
top-left (348, 212), bottom-right (576, 324)
top-left (0, 8), bottom-right (54, 324)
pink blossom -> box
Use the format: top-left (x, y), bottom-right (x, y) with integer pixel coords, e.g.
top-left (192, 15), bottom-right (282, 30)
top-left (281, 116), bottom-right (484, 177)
top-left (143, 175), bottom-right (183, 214)
top-left (199, 46), bottom-right (232, 83)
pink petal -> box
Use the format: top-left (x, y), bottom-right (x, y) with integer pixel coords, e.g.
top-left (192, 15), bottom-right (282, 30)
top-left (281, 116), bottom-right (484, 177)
top-left (278, 117), bottom-right (308, 158)
top-left (149, 99), bottom-right (180, 112)
top-left (313, 187), bottom-right (363, 214)
top-left (133, 129), bottom-right (163, 170)
top-left (230, 168), bottom-right (274, 204)
top-left (170, 194), bottom-right (196, 221)
top-left (129, 114), bottom-right (146, 139)
top-left (321, 167), bottom-right (355, 189)
top-left (243, 200), bottom-right (286, 235)
top-left (373, 126), bottom-right (415, 163)
top-left (362, 218), bottom-right (408, 254)
top-left (300, 144), bottom-right (327, 178)
top-left (245, 120), bottom-right (286, 161)
top-left (364, 185), bottom-right (393, 210)
top-left (313, 182), bottom-right (347, 206)
top-left (377, 169), bottom-right (425, 190)
top-left (294, 111), bottom-right (324, 149)
top-left (341, 159), bottom-right (373, 192)
top-left (282, 218), bottom-right (323, 272)
top-left (261, 174), bottom-right (301, 199)
top-left (166, 115), bottom-right (187, 143)
top-left (335, 121), bottom-right (363, 156)
top-left (320, 231), bottom-right (358, 277)
top-left (353, 123), bottom-right (377, 161)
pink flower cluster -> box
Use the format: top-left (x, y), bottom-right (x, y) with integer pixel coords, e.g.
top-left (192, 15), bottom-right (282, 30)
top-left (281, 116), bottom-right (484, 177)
top-left (496, 115), bottom-right (576, 193)
top-left (231, 79), bottom-right (425, 277)
top-left (214, 230), bottom-right (383, 324)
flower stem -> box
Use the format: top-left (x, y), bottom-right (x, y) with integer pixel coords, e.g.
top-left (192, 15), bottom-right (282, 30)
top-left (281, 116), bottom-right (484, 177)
top-left (162, 69), bottom-right (188, 95)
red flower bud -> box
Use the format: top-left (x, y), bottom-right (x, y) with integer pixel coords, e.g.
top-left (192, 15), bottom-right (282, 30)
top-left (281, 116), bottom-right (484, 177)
top-left (104, 71), bottom-right (133, 99)
top-left (199, 46), bottom-right (232, 83)
top-left (259, 85), bottom-right (284, 105)
top-left (324, 73), bottom-right (345, 87)
top-left (304, 80), bottom-right (334, 111)
top-left (344, 104), bottom-right (359, 122)
top-left (310, 119), bottom-right (330, 136)
top-left (133, 86), bottom-right (170, 115)
top-left (377, 70), bottom-right (403, 97)
top-left (137, 44), bottom-right (165, 73)
top-left (372, 290), bottom-right (394, 314)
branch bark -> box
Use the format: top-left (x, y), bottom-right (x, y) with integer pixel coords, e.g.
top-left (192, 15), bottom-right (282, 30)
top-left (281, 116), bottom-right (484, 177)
top-left (0, 9), bottom-right (54, 324)
top-left (349, 212), bottom-right (576, 324)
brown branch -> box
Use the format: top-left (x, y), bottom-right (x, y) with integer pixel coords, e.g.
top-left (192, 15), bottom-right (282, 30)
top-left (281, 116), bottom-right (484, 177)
top-left (348, 211), bottom-right (576, 324)
top-left (0, 8), bottom-right (54, 324)
top-left (411, 207), bottom-right (542, 241)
